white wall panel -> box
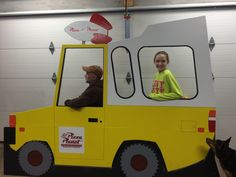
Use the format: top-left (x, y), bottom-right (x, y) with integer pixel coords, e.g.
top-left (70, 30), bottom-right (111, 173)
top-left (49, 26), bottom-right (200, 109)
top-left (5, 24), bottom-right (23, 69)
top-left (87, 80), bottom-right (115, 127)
top-left (0, 49), bottom-right (60, 78)
top-left (206, 10), bottom-right (236, 44)
top-left (131, 9), bottom-right (236, 44)
top-left (0, 16), bottom-right (87, 48)
top-left (211, 44), bottom-right (236, 77)
top-left (0, 79), bottom-right (55, 112)
top-left (214, 78), bottom-right (236, 116)
top-left (1, 10), bottom-right (235, 48)
top-left (0, 13), bottom-right (124, 49)
top-left (216, 116), bottom-right (236, 149)
top-left (0, 112), bottom-right (10, 141)
top-left (1, 10), bottom-right (236, 48)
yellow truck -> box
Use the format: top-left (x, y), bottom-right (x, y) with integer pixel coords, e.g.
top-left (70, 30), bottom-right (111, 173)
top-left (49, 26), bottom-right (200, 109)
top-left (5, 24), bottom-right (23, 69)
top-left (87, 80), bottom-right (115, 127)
top-left (4, 16), bottom-right (216, 177)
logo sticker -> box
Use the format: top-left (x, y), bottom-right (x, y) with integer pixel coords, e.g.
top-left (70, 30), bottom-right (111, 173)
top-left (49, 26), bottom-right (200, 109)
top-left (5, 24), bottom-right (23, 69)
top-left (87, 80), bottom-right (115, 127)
top-left (64, 21), bottom-right (106, 42)
top-left (64, 13), bottom-right (113, 44)
top-left (59, 127), bottom-right (84, 153)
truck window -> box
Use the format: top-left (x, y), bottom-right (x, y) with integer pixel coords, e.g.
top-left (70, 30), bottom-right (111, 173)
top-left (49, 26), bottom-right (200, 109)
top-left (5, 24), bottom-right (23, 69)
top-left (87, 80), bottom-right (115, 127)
top-left (138, 46), bottom-right (197, 100)
top-left (111, 46), bottom-right (135, 98)
top-left (58, 48), bottom-right (104, 106)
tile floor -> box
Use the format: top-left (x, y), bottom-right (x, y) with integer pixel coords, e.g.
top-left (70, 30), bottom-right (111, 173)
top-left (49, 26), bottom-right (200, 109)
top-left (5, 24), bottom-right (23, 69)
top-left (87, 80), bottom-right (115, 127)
top-left (0, 143), bottom-right (227, 177)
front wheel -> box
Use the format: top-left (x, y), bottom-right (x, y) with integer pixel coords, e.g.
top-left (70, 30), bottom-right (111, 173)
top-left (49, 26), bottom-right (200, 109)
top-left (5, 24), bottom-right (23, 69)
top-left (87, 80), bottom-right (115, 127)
top-left (18, 141), bottom-right (53, 176)
top-left (115, 143), bottom-right (165, 177)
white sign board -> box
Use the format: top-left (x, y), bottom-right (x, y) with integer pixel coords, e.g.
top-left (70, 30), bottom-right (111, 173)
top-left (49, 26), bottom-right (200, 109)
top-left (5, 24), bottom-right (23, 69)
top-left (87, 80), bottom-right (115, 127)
top-left (59, 127), bottom-right (85, 153)
top-left (64, 21), bottom-right (106, 42)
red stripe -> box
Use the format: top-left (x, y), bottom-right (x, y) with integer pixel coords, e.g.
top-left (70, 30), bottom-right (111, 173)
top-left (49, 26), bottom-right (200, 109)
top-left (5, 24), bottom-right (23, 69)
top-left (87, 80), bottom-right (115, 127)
top-left (19, 127), bottom-right (25, 132)
top-left (9, 115), bottom-right (16, 127)
top-left (61, 144), bottom-right (82, 147)
top-left (198, 128), bottom-right (204, 133)
top-left (209, 121), bottom-right (216, 132)
top-left (209, 110), bottom-right (216, 117)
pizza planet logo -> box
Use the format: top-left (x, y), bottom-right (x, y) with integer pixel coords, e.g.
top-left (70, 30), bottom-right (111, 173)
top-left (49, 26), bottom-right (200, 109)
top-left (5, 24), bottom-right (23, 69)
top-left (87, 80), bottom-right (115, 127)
top-left (64, 13), bottom-right (112, 44)
top-left (69, 26), bottom-right (100, 33)
top-left (61, 132), bottom-right (83, 147)
top-left (59, 127), bottom-right (84, 153)
top-left (64, 21), bottom-right (106, 42)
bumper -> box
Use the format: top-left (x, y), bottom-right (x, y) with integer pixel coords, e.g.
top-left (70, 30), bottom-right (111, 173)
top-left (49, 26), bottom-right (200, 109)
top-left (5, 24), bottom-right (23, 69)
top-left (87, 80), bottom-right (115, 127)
top-left (4, 127), bottom-right (15, 144)
top-left (4, 127), bottom-right (26, 175)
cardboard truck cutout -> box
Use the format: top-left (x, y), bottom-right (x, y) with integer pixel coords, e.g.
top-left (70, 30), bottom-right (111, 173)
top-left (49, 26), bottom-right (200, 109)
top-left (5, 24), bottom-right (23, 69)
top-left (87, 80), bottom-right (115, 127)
top-left (4, 16), bottom-right (216, 177)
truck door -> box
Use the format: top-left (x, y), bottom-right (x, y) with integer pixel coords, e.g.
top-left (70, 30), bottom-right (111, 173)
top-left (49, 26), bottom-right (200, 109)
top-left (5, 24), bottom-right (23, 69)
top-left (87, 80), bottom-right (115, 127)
top-left (54, 45), bottom-right (106, 162)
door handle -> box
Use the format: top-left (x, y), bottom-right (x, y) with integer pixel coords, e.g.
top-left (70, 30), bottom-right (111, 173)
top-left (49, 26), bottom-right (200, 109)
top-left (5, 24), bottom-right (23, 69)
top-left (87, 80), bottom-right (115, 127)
top-left (88, 118), bottom-right (98, 123)
top-left (51, 72), bottom-right (57, 84)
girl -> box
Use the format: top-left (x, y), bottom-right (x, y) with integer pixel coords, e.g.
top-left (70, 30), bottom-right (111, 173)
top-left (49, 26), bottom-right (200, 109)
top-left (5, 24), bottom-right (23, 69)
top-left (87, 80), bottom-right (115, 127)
top-left (149, 51), bottom-right (183, 100)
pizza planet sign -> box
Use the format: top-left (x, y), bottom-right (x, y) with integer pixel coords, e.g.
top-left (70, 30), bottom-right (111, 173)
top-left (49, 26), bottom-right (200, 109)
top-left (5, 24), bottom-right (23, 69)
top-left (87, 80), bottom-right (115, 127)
top-left (65, 13), bottom-right (112, 44)
top-left (65, 21), bottom-right (107, 42)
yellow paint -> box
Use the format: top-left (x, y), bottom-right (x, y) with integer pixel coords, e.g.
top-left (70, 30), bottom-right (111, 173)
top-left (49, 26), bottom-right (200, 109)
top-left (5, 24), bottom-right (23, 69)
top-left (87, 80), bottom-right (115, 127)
top-left (10, 44), bottom-right (215, 172)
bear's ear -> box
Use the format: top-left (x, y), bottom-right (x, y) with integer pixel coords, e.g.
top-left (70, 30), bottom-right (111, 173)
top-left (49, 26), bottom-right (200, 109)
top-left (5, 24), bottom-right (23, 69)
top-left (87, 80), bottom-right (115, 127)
top-left (206, 138), bottom-right (216, 152)
top-left (225, 137), bottom-right (231, 146)
top-left (219, 137), bottom-right (231, 151)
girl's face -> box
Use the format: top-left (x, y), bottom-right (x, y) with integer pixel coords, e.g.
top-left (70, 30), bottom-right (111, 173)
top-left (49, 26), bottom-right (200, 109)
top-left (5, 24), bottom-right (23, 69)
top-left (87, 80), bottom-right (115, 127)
top-left (154, 54), bottom-right (168, 72)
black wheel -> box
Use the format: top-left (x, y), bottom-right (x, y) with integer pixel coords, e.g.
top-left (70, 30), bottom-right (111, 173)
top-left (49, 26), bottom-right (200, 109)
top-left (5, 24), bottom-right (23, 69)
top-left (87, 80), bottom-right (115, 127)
top-left (18, 141), bottom-right (53, 176)
top-left (116, 143), bottom-right (164, 177)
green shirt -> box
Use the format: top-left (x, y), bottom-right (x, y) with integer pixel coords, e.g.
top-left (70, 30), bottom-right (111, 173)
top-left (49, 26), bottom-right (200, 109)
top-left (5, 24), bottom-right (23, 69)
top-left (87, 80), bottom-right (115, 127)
top-left (149, 69), bottom-right (183, 101)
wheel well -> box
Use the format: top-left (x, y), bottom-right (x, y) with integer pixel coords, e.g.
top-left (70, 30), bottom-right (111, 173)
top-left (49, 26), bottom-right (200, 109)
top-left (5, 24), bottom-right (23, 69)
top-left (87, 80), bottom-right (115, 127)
top-left (112, 140), bottom-right (167, 172)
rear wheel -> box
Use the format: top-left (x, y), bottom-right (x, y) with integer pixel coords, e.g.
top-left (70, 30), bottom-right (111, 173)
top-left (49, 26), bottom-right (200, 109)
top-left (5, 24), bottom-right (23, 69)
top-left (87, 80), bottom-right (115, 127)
top-left (115, 143), bottom-right (164, 177)
top-left (18, 141), bottom-right (53, 176)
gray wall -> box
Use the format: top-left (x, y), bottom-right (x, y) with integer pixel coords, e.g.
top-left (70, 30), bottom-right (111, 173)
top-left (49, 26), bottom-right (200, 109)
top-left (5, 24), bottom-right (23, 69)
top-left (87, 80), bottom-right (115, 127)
top-left (0, 0), bottom-right (236, 12)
